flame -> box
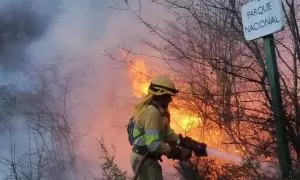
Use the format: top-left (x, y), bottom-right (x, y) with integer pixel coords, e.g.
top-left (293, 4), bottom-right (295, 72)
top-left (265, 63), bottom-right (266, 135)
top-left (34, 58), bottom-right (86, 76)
top-left (129, 58), bottom-right (149, 98)
top-left (169, 107), bottom-right (201, 132)
top-left (128, 57), bottom-right (241, 156)
top-left (129, 58), bottom-right (202, 133)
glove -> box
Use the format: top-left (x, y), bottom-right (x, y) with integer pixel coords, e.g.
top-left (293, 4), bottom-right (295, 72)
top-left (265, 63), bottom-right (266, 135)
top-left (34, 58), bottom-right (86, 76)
top-left (167, 145), bottom-right (192, 161)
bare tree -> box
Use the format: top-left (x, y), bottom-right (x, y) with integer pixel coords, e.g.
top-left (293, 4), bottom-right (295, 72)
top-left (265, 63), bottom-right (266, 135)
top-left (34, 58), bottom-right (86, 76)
top-left (0, 64), bottom-right (82, 180)
top-left (106, 0), bottom-right (300, 178)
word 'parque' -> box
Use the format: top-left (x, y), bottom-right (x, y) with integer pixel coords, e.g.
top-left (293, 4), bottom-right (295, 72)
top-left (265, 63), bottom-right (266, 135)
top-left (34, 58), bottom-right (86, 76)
top-left (244, 1), bottom-right (281, 33)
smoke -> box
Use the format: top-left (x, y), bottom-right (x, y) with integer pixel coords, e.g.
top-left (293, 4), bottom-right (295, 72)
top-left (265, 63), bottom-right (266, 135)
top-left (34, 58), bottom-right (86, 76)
top-left (0, 0), bottom-right (281, 178)
top-left (0, 0), bottom-right (60, 80)
top-left (0, 0), bottom-right (170, 179)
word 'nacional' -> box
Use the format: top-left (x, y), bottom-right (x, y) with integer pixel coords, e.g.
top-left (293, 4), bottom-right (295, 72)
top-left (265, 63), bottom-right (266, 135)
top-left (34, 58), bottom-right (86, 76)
top-left (244, 2), bottom-right (280, 33)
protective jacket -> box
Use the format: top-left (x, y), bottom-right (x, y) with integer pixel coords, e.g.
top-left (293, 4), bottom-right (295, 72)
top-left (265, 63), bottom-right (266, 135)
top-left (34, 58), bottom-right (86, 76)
top-left (132, 102), bottom-right (179, 156)
top-left (130, 101), bottom-right (179, 180)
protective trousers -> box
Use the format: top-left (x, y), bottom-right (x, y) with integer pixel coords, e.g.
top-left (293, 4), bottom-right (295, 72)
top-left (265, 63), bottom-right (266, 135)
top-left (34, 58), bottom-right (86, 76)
top-left (130, 151), bottom-right (163, 180)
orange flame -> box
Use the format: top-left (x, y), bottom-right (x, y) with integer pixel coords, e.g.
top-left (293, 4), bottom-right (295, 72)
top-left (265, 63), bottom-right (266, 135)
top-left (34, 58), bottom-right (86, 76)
top-left (128, 57), bottom-right (241, 156)
top-left (129, 58), bottom-right (149, 98)
top-left (129, 58), bottom-right (201, 132)
top-left (169, 107), bottom-right (201, 132)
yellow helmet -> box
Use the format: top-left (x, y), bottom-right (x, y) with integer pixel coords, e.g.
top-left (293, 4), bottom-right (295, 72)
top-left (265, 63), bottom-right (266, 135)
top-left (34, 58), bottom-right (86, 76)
top-left (148, 75), bottom-right (179, 96)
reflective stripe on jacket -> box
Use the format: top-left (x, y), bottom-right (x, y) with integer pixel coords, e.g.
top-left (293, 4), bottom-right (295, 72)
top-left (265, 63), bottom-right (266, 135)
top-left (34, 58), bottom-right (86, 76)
top-left (133, 104), bottom-right (179, 155)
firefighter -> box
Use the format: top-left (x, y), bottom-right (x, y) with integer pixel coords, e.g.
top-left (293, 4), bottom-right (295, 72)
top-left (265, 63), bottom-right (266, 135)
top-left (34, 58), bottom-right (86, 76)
top-left (130, 75), bottom-right (192, 180)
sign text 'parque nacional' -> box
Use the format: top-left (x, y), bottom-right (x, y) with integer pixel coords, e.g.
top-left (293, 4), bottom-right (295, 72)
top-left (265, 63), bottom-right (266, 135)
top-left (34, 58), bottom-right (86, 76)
top-left (241, 0), bottom-right (285, 41)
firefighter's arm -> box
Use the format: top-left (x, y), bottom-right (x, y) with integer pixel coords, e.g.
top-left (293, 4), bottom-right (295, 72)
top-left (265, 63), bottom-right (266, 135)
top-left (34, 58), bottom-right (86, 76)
top-left (165, 109), bottom-right (179, 143)
top-left (141, 106), bottom-right (172, 155)
top-left (166, 126), bottom-right (179, 143)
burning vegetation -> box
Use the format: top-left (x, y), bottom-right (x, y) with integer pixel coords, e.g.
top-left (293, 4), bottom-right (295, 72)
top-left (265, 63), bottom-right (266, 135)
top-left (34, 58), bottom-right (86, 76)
top-left (127, 58), bottom-right (226, 177)
top-left (2, 0), bottom-right (300, 179)
top-left (116, 0), bottom-right (300, 179)
top-left (129, 58), bottom-right (239, 155)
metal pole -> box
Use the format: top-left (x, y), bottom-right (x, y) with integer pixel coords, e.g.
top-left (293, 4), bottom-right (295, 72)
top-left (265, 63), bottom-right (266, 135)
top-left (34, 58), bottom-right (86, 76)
top-left (263, 34), bottom-right (292, 179)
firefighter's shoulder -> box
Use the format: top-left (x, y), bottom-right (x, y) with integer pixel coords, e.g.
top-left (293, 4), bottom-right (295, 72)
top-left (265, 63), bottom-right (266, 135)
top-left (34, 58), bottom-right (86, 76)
top-left (145, 104), bottom-right (162, 115)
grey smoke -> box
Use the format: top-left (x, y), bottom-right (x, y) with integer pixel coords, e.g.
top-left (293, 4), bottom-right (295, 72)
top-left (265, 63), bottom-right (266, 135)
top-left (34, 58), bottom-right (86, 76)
top-left (0, 0), bottom-right (61, 71)
top-left (0, 0), bottom-right (171, 178)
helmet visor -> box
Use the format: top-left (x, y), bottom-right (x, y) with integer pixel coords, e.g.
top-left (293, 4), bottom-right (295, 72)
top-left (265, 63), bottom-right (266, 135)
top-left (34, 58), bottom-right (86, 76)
top-left (149, 83), bottom-right (179, 95)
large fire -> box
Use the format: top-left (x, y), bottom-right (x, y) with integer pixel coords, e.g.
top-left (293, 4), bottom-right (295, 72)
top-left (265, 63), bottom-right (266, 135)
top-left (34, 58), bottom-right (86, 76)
top-left (129, 58), bottom-right (201, 131)
top-left (128, 57), bottom-right (240, 155)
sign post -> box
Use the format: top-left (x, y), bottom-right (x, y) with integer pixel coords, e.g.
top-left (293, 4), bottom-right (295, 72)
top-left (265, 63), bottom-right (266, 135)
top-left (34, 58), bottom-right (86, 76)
top-left (263, 34), bottom-right (292, 179)
top-left (241, 0), bottom-right (292, 179)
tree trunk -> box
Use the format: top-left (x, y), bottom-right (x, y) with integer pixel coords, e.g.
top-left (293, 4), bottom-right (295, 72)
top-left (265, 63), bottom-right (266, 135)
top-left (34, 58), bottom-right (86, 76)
top-left (295, 135), bottom-right (300, 166)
